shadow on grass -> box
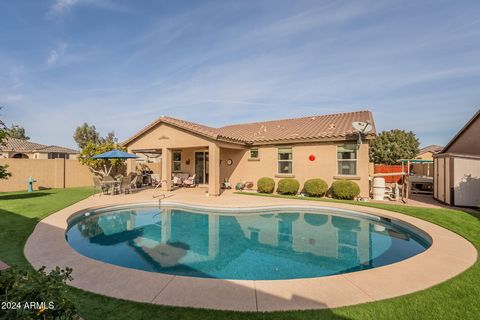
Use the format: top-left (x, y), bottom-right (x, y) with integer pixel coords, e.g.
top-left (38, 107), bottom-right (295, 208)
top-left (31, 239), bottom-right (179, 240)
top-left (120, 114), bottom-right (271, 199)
top-left (462, 209), bottom-right (480, 221)
top-left (0, 192), bottom-right (50, 201)
top-left (0, 209), bottom-right (38, 268)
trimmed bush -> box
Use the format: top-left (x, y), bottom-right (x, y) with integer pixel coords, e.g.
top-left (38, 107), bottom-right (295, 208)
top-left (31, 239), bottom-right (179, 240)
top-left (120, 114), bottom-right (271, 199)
top-left (257, 177), bottom-right (275, 193)
top-left (331, 180), bottom-right (360, 200)
top-left (0, 266), bottom-right (80, 319)
top-left (303, 178), bottom-right (328, 197)
top-left (277, 178), bottom-right (300, 195)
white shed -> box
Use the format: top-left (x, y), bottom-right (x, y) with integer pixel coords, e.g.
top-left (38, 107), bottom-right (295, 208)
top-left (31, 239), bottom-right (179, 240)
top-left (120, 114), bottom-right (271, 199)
top-left (433, 110), bottom-right (480, 207)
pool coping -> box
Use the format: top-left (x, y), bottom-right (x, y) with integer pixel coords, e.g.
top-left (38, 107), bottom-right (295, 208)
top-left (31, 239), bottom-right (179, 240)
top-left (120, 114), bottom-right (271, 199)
top-left (24, 194), bottom-right (477, 311)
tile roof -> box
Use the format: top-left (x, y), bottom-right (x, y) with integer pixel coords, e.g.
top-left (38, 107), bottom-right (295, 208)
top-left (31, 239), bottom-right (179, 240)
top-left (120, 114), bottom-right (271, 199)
top-left (0, 137), bottom-right (79, 154)
top-left (419, 145), bottom-right (443, 154)
top-left (218, 111), bottom-right (375, 144)
top-left (123, 110), bottom-right (376, 146)
top-left (36, 145), bottom-right (79, 154)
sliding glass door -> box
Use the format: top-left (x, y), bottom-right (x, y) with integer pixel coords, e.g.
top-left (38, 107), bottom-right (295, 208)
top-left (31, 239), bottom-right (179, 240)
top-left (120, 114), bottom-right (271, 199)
top-left (194, 151), bottom-right (209, 184)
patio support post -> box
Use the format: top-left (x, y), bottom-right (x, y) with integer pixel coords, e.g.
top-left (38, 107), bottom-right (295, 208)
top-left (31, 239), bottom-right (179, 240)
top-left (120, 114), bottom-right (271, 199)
top-left (126, 158), bottom-right (136, 174)
top-left (161, 147), bottom-right (172, 191)
top-left (208, 143), bottom-right (220, 196)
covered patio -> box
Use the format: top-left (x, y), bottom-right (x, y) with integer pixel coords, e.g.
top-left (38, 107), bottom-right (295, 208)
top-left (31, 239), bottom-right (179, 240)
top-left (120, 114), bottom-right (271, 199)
top-left (126, 143), bottom-right (245, 196)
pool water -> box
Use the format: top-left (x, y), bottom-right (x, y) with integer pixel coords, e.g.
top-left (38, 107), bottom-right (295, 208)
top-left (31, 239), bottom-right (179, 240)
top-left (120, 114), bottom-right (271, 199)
top-left (66, 205), bottom-right (430, 280)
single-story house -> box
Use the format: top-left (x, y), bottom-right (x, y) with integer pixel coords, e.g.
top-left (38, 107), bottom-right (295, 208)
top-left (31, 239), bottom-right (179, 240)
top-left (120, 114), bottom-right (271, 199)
top-left (433, 109), bottom-right (480, 207)
top-left (416, 145), bottom-right (443, 160)
top-left (0, 137), bottom-right (79, 160)
top-left (123, 110), bottom-right (376, 197)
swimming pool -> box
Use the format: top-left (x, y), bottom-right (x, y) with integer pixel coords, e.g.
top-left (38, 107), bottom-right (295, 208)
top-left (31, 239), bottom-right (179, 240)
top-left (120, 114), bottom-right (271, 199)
top-left (66, 204), bottom-right (431, 280)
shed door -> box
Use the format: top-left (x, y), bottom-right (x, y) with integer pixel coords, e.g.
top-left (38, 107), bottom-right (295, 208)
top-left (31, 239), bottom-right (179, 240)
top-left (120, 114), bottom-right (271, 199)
top-left (453, 158), bottom-right (480, 207)
top-left (437, 158), bottom-right (445, 203)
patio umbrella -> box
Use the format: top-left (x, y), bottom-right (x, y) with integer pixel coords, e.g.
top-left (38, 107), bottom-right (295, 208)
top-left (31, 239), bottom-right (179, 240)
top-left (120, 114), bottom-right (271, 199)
top-left (92, 149), bottom-right (139, 159)
top-left (92, 149), bottom-right (139, 176)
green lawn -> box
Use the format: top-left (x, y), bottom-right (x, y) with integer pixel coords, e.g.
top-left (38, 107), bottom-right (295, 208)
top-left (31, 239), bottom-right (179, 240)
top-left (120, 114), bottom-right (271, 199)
top-left (0, 188), bottom-right (479, 319)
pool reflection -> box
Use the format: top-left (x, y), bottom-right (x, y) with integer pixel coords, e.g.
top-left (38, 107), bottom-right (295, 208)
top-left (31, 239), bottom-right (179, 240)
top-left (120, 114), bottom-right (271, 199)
top-left (68, 207), bottom-right (428, 280)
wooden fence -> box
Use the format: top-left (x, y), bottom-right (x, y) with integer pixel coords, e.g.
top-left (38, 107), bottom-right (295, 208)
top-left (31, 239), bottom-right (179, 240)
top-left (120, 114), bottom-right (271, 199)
top-left (374, 163), bottom-right (434, 184)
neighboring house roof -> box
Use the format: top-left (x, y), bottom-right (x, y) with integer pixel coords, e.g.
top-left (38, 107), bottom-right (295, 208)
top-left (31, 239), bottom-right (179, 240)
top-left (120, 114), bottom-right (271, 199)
top-left (1, 138), bottom-right (46, 151)
top-left (441, 109), bottom-right (480, 153)
top-left (123, 110), bottom-right (376, 146)
top-left (0, 137), bottom-right (79, 154)
top-left (419, 145), bottom-right (443, 155)
top-left (36, 145), bottom-right (79, 154)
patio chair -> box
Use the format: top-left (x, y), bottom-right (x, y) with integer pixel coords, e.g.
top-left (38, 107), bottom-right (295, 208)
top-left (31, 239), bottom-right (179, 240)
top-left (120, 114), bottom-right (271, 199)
top-left (102, 175), bottom-right (116, 195)
top-left (120, 176), bottom-right (132, 194)
top-left (182, 174), bottom-right (196, 188)
top-left (172, 175), bottom-right (183, 187)
top-left (103, 175), bottom-right (115, 182)
top-left (151, 173), bottom-right (161, 186)
top-left (93, 176), bottom-right (108, 195)
top-left (130, 174), bottom-right (138, 192)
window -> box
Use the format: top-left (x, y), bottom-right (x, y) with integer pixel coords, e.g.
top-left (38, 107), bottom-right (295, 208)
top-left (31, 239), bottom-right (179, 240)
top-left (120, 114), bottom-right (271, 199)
top-left (48, 152), bottom-right (69, 159)
top-left (337, 144), bottom-right (357, 175)
top-left (250, 148), bottom-right (259, 159)
top-left (172, 151), bottom-right (182, 172)
top-left (278, 147), bottom-right (292, 174)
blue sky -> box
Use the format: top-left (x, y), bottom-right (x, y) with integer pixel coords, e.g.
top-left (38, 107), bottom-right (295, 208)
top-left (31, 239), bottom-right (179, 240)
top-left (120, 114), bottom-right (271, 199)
top-left (1, 0), bottom-right (479, 149)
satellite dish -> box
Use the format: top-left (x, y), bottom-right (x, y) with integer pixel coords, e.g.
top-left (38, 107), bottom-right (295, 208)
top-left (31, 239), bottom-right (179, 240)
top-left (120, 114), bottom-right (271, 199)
top-left (352, 121), bottom-right (373, 149)
top-left (352, 121), bottom-right (373, 134)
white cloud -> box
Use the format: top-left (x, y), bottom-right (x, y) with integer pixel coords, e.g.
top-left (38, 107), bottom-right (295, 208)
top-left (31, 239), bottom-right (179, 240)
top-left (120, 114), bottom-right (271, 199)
top-left (49, 0), bottom-right (79, 16)
top-left (2, 94), bottom-right (23, 102)
top-left (46, 43), bottom-right (68, 66)
top-left (47, 0), bottom-right (129, 18)
top-left (47, 50), bottom-right (59, 65)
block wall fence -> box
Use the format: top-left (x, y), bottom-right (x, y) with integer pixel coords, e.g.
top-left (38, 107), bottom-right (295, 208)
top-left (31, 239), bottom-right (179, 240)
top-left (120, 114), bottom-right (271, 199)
top-left (0, 159), bottom-right (94, 192)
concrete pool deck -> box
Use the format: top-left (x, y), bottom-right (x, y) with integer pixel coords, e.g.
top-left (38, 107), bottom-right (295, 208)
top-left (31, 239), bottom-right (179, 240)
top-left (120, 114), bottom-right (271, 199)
top-left (24, 188), bottom-right (477, 311)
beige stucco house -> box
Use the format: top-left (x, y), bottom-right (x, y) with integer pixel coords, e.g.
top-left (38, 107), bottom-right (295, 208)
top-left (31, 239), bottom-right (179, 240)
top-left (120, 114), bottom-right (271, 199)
top-left (123, 111), bottom-right (376, 197)
top-left (434, 109), bottom-right (480, 207)
top-left (416, 145), bottom-right (443, 161)
top-left (0, 137), bottom-right (79, 160)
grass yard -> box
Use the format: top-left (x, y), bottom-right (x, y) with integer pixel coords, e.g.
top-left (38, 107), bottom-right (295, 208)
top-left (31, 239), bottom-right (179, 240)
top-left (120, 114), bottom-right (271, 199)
top-left (0, 188), bottom-right (478, 319)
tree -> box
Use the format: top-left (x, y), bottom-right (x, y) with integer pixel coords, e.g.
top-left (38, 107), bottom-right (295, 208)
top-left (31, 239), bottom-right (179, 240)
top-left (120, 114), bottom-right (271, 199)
top-left (74, 124), bottom-right (124, 176)
top-left (0, 109), bottom-right (12, 179)
top-left (7, 124), bottom-right (30, 140)
top-left (370, 129), bottom-right (420, 164)
top-left (78, 140), bottom-right (126, 176)
top-left (101, 131), bottom-right (118, 144)
top-left (73, 123), bottom-right (101, 149)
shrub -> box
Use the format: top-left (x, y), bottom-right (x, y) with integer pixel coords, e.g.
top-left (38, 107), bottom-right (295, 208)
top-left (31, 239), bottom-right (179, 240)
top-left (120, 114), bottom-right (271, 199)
top-left (257, 177), bottom-right (275, 193)
top-left (303, 178), bottom-right (328, 197)
top-left (0, 266), bottom-right (80, 319)
top-left (277, 178), bottom-right (300, 195)
top-left (331, 180), bottom-right (360, 200)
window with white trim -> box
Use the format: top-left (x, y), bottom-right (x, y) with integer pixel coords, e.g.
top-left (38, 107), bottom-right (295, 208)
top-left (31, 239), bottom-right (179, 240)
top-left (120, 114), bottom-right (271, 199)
top-left (337, 144), bottom-right (357, 175)
top-left (278, 147), bottom-right (292, 174)
top-left (172, 151), bottom-right (182, 172)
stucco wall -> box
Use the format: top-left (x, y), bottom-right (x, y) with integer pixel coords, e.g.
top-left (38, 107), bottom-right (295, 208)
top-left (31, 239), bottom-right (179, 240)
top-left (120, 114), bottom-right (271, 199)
top-left (416, 151), bottom-right (434, 161)
top-left (127, 123), bottom-right (214, 150)
top-left (125, 122), bottom-right (371, 197)
top-left (0, 159), bottom-right (94, 192)
top-left (220, 142), bottom-right (370, 197)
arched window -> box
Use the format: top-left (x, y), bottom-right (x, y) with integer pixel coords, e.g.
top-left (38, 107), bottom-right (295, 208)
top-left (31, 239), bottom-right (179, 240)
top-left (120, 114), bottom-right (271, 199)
top-left (12, 153), bottom-right (29, 159)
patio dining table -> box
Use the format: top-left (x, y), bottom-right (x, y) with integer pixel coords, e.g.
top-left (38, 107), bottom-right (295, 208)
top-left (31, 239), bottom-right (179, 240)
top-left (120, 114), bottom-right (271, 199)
top-left (101, 180), bottom-right (120, 195)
